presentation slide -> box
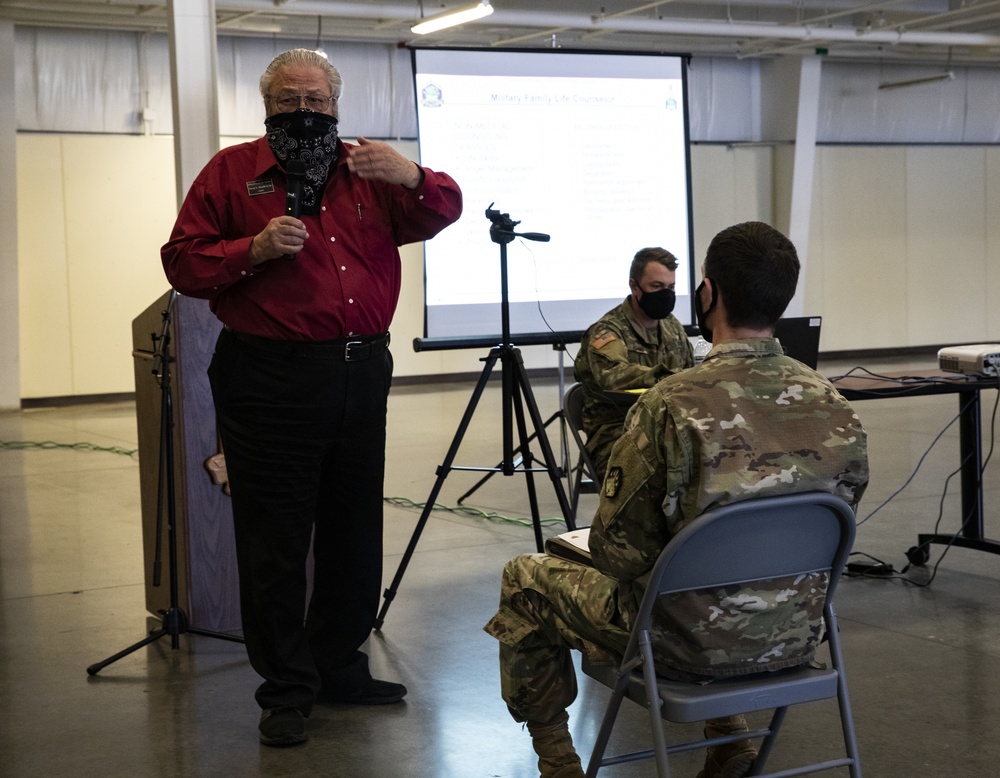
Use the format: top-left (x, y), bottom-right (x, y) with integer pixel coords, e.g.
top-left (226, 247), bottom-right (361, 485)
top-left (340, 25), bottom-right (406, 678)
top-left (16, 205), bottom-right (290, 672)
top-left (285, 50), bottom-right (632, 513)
top-left (412, 48), bottom-right (693, 341)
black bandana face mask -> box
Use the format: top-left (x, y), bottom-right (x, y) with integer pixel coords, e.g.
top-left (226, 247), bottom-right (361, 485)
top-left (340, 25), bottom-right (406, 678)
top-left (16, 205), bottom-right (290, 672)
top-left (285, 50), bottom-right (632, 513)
top-left (265, 109), bottom-right (339, 215)
top-left (636, 287), bottom-right (676, 320)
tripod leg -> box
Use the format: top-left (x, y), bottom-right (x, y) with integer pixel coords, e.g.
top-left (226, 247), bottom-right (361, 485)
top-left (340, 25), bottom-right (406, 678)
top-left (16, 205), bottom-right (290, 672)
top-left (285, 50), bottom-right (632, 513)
top-left (510, 379), bottom-right (546, 552)
top-left (375, 350), bottom-right (501, 629)
top-left (87, 627), bottom-right (169, 675)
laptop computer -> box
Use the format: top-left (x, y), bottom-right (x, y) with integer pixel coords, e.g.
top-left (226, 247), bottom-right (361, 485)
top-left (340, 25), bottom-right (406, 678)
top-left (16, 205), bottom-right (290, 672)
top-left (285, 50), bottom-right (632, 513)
top-left (773, 316), bottom-right (822, 369)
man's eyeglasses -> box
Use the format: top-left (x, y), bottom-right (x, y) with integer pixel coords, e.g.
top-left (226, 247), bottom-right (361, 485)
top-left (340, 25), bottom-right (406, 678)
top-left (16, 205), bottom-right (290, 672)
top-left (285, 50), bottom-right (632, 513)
top-left (269, 94), bottom-right (335, 112)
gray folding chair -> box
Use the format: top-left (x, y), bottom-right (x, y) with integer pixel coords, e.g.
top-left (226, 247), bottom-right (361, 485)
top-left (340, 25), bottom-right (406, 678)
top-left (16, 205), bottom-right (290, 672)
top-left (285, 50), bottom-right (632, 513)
top-left (582, 491), bottom-right (862, 777)
top-left (563, 383), bottom-right (601, 519)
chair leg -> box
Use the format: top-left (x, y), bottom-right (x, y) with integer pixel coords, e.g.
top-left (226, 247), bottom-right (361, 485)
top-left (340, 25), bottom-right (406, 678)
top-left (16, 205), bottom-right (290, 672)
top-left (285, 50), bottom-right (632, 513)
top-left (826, 611), bottom-right (862, 777)
top-left (638, 633), bottom-right (672, 777)
top-left (747, 706), bottom-right (787, 776)
top-left (585, 680), bottom-right (629, 778)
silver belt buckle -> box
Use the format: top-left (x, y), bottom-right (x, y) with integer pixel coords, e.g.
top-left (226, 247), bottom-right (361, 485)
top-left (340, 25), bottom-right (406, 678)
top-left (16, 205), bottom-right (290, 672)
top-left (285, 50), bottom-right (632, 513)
top-left (344, 340), bottom-right (365, 361)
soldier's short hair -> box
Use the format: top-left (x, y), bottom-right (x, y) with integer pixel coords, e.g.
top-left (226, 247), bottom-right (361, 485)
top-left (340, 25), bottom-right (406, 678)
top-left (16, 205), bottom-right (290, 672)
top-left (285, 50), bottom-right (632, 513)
top-left (629, 247), bottom-right (679, 283)
top-left (704, 222), bottom-right (799, 330)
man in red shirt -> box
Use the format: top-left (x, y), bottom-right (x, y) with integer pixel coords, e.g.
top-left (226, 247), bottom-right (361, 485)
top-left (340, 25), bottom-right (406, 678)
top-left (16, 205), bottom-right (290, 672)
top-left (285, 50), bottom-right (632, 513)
top-left (162, 48), bottom-right (462, 747)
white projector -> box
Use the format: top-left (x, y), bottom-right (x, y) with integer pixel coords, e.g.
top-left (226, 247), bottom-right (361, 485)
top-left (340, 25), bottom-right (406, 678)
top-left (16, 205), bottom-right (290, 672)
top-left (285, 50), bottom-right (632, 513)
top-left (938, 344), bottom-right (1000, 377)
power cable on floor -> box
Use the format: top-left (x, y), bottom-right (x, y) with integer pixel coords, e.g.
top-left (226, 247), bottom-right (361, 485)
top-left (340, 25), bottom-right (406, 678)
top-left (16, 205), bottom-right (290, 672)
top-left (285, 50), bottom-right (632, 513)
top-left (0, 439), bottom-right (138, 457)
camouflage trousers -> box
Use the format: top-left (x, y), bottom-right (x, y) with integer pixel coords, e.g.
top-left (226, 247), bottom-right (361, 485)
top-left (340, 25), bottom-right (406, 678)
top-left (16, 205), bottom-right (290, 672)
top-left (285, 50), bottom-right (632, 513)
top-left (483, 553), bottom-right (630, 724)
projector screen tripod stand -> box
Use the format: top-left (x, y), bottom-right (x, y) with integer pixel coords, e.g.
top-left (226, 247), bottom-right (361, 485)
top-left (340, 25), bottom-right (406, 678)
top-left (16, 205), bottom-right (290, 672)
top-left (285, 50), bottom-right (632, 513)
top-left (374, 206), bottom-right (575, 629)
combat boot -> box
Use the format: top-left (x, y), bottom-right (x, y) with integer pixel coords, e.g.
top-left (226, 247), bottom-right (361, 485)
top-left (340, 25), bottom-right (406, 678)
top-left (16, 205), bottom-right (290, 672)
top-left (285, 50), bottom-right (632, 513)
top-left (696, 714), bottom-right (758, 778)
top-left (526, 710), bottom-right (585, 778)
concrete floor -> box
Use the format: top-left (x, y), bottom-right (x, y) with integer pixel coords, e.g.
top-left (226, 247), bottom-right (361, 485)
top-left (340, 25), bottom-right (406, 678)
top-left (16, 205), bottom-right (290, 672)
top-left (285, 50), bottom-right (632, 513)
top-left (2, 357), bottom-right (1000, 777)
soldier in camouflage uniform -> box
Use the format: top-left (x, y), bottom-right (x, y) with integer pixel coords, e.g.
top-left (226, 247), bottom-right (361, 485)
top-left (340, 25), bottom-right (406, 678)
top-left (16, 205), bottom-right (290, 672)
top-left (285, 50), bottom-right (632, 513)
top-left (485, 222), bottom-right (869, 778)
top-left (574, 247), bottom-right (695, 481)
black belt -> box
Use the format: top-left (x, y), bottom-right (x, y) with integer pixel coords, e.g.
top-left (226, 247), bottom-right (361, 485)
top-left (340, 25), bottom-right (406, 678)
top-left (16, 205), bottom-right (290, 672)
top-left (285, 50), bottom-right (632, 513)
top-left (226, 328), bottom-right (390, 362)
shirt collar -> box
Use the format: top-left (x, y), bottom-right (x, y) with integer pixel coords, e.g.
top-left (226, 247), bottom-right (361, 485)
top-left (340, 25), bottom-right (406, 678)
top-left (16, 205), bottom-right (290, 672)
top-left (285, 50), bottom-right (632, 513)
top-left (705, 337), bottom-right (784, 360)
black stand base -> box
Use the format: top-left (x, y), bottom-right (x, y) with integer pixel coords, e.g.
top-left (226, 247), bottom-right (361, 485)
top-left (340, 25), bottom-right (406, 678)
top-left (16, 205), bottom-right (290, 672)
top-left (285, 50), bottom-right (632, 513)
top-left (87, 292), bottom-right (244, 677)
top-left (86, 608), bottom-right (244, 676)
top-left (907, 533), bottom-right (1000, 566)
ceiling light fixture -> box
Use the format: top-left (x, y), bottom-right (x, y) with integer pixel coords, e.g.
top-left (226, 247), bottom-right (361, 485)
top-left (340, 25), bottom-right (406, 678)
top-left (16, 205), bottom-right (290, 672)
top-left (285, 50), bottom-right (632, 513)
top-left (411, 1), bottom-right (494, 35)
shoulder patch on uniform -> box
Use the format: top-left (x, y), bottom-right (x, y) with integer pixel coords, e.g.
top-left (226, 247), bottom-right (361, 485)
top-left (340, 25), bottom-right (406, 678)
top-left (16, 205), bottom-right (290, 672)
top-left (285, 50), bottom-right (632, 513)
top-left (604, 466), bottom-right (622, 498)
top-left (591, 333), bottom-right (618, 351)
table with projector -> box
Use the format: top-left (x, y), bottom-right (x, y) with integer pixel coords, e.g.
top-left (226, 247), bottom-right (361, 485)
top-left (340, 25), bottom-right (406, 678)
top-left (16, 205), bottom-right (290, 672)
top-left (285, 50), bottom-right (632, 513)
top-left (829, 344), bottom-right (1000, 564)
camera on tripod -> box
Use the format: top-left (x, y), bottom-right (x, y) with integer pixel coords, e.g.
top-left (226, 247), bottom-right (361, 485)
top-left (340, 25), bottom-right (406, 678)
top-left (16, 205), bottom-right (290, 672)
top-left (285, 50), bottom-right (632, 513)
top-left (486, 203), bottom-right (550, 245)
top-left (486, 203), bottom-right (519, 245)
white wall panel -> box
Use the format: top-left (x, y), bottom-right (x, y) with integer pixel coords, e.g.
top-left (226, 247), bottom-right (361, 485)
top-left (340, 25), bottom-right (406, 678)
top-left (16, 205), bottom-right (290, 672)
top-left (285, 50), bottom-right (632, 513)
top-left (689, 144), bottom-right (773, 266)
top-left (17, 135), bottom-right (74, 399)
top-left (687, 57), bottom-right (760, 142)
top-left (16, 28), bottom-right (142, 134)
top-left (18, 135), bottom-right (178, 399)
top-left (987, 150), bottom-right (1000, 339)
top-left (62, 136), bottom-right (179, 396)
top-left (809, 147), bottom-right (910, 351)
top-left (905, 147), bottom-right (987, 346)
top-left (818, 62), bottom-right (1000, 144)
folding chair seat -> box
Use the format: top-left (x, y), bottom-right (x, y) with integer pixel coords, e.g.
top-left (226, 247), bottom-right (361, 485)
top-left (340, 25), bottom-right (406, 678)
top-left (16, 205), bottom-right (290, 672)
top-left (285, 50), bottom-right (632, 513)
top-left (582, 492), bottom-right (862, 778)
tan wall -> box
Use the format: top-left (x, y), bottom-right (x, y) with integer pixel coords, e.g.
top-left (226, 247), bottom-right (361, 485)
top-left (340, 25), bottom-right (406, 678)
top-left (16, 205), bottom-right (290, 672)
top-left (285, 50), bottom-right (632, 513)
top-left (16, 135), bottom-right (998, 398)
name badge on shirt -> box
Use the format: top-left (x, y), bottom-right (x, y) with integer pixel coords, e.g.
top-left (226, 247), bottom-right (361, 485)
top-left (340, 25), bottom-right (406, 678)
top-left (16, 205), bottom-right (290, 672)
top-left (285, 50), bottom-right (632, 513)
top-left (246, 179), bottom-right (275, 196)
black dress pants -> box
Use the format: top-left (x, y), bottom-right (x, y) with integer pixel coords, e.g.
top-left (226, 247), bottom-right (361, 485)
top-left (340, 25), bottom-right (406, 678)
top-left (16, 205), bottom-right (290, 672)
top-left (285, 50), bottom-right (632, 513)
top-left (208, 327), bottom-right (392, 714)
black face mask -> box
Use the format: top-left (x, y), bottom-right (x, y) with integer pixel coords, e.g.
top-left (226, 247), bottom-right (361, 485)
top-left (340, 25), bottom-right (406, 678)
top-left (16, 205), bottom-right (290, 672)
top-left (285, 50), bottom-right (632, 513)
top-left (694, 279), bottom-right (717, 342)
top-left (636, 287), bottom-right (676, 320)
top-left (265, 109), bottom-right (339, 215)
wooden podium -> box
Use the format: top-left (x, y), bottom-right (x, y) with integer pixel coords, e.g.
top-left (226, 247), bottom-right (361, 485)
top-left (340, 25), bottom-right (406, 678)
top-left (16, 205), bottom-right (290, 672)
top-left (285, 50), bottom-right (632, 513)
top-left (132, 291), bottom-right (241, 633)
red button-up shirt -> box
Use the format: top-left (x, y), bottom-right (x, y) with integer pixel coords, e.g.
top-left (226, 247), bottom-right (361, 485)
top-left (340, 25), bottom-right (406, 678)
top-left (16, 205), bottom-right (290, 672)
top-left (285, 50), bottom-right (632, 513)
top-left (161, 137), bottom-right (463, 340)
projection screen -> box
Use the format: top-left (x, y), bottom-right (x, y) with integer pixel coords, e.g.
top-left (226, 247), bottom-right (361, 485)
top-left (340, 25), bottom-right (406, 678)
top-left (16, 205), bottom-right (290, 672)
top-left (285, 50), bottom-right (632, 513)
top-left (412, 48), bottom-right (694, 343)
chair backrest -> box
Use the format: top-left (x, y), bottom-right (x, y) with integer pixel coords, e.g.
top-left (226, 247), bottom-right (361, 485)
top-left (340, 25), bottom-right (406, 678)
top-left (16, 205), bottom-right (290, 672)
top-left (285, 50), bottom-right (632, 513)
top-left (564, 382), bottom-right (588, 441)
top-left (632, 492), bottom-right (856, 640)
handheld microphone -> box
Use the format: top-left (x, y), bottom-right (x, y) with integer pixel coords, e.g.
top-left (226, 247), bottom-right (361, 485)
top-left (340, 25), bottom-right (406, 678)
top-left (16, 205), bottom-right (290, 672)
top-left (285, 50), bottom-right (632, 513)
top-left (285, 159), bottom-right (306, 219)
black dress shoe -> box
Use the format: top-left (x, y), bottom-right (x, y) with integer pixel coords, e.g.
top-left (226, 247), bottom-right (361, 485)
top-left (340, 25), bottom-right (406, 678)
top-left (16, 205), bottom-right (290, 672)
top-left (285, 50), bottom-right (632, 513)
top-left (319, 651), bottom-right (408, 705)
top-left (321, 676), bottom-right (407, 705)
top-left (259, 706), bottom-right (307, 747)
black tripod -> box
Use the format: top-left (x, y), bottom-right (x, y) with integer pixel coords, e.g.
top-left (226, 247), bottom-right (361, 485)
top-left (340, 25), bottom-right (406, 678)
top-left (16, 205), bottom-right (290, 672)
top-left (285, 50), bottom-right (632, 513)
top-left (87, 291), bottom-right (243, 676)
top-left (374, 206), bottom-right (575, 629)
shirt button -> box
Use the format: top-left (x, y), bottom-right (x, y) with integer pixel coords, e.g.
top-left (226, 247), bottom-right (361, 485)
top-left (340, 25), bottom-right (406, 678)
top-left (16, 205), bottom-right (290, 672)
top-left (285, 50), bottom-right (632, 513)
top-left (340, 266), bottom-right (346, 271)
top-left (348, 298), bottom-right (354, 304)
top-left (321, 206), bottom-right (327, 211)
top-left (348, 331), bottom-right (354, 336)
top-left (330, 236), bottom-right (336, 243)
top-left (418, 195), bottom-right (424, 200)
top-left (241, 271), bottom-right (247, 276)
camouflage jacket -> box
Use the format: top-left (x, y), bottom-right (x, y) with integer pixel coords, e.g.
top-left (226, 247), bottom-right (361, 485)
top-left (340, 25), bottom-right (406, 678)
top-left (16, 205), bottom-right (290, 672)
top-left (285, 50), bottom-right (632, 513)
top-left (573, 299), bottom-right (694, 475)
top-left (590, 338), bottom-right (869, 679)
